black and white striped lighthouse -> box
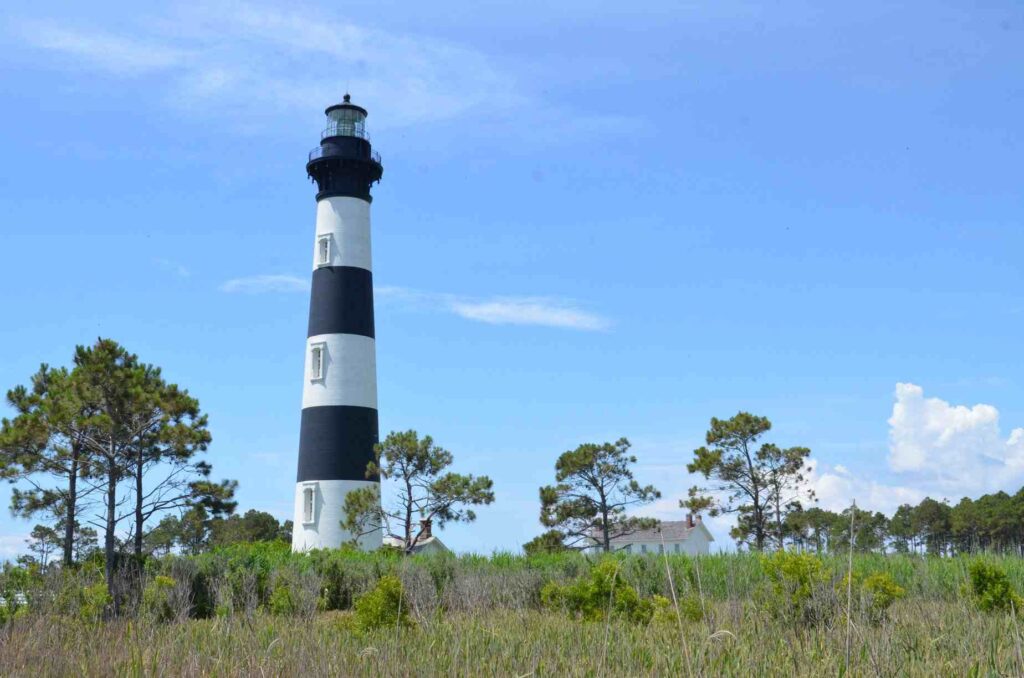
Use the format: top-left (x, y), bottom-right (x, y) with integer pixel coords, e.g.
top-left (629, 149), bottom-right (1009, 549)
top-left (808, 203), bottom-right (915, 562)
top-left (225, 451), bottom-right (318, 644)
top-left (292, 95), bottom-right (383, 551)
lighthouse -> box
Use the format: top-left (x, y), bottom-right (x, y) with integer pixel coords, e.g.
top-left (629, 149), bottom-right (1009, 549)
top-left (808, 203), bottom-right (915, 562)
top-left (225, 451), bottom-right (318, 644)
top-left (292, 95), bottom-right (383, 551)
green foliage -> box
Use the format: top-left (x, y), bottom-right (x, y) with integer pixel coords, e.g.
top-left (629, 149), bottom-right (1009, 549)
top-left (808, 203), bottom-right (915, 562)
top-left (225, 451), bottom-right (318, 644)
top-left (676, 594), bottom-right (705, 623)
top-left (1, 363), bottom-right (93, 569)
top-left (0, 599), bottom-right (28, 625)
top-left (760, 550), bottom-right (833, 625)
top-left (8, 602), bottom-right (1024, 675)
top-left (352, 575), bottom-right (413, 631)
top-left (688, 412), bottom-right (812, 551)
top-left (522, 530), bottom-right (568, 556)
top-left (840, 570), bottom-right (906, 625)
top-left (344, 430), bottom-right (494, 553)
top-left (540, 558), bottom-right (665, 625)
top-left (80, 582), bottom-right (112, 624)
top-left (539, 438), bottom-right (660, 552)
top-left (10, 542), bottom-right (1024, 632)
top-left (268, 583), bottom-right (296, 616)
top-left (210, 509), bottom-right (290, 547)
top-left (142, 575), bottom-right (178, 622)
top-left (965, 560), bottom-right (1024, 613)
top-left (861, 572), bottom-right (905, 624)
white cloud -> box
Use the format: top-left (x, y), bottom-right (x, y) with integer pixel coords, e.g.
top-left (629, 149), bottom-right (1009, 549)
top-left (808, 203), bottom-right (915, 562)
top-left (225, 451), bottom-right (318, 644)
top-left (220, 274), bottom-right (307, 294)
top-left (378, 286), bottom-right (610, 331)
top-left (0, 534), bottom-right (28, 560)
top-left (806, 459), bottom-right (925, 515)
top-left (449, 297), bottom-right (610, 331)
top-left (217, 279), bottom-right (610, 330)
top-left (623, 384), bottom-right (1024, 547)
top-left (25, 24), bottom-right (190, 75)
top-left (810, 383), bottom-right (1024, 515)
top-left (16, 4), bottom-right (521, 130)
top-left (887, 382), bottom-right (1024, 490)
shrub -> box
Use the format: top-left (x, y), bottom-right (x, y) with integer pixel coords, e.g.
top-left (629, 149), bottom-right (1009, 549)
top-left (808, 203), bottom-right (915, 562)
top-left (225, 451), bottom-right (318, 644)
top-left (540, 558), bottom-right (667, 625)
top-left (760, 551), bottom-right (834, 625)
top-left (861, 573), bottom-right (905, 624)
top-left (142, 575), bottom-right (177, 622)
top-left (353, 575), bottom-right (413, 631)
top-left (268, 583), bottom-right (296, 616)
top-left (675, 594), bottom-right (705, 623)
top-left (965, 561), bottom-right (1024, 613)
top-left (0, 598), bottom-right (26, 625)
top-left (80, 582), bottom-right (111, 624)
top-left (264, 566), bottom-right (323, 618)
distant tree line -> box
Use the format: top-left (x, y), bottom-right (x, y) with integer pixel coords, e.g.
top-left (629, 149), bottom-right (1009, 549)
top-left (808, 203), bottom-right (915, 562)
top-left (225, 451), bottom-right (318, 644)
top-left (22, 507), bottom-right (293, 564)
top-left (781, 491), bottom-right (1024, 556)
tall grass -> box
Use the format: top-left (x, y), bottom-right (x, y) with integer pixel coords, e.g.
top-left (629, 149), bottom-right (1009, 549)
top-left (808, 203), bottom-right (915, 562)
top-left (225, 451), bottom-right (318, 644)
top-left (2, 601), bottom-right (1021, 676)
top-left (5, 546), bottom-right (1024, 675)
top-left (5, 544), bottom-right (1020, 620)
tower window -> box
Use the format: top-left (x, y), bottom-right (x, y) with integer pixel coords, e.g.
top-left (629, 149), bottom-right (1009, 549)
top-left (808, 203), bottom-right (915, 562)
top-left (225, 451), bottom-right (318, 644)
top-left (302, 485), bottom-right (316, 524)
top-left (316, 235), bottom-right (331, 267)
top-left (309, 343), bottom-right (326, 382)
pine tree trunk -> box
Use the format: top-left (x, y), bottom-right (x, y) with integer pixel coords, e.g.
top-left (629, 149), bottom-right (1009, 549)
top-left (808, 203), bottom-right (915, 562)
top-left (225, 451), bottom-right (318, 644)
top-left (134, 447), bottom-right (144, 556)
top-left (104, 452), bottom-right (118, 613)
top-left (63, 443), bottom-right (79, 567)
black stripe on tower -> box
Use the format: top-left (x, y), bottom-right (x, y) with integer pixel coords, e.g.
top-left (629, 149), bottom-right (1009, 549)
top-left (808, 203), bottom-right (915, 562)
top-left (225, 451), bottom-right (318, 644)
top-left (307, 266), bottom-right (375, 338)
top-left (307, 136), bottom-right (383, 202)
top-left (297, 406), bottom-right (379, 482)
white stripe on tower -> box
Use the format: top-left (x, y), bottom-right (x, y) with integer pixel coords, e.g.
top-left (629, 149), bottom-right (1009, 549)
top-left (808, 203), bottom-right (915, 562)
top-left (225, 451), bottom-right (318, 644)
top-left (311, 197), bottom-right (372, 271)
top-left (292, 95), bottom-right (383, 552)
top-left (301, 333), bottom-right (378, 410)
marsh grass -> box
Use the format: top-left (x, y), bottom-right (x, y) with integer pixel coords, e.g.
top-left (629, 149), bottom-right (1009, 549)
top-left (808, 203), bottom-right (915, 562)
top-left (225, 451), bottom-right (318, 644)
top-left (5, 546), bottom-right (1024, 675)
top-left (1, 600), bottom-right (1021, 676)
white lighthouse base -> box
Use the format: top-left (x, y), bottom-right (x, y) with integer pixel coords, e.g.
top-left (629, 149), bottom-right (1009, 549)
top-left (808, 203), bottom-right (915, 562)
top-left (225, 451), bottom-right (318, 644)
top-left (291, 479), bottom-right (382, 552)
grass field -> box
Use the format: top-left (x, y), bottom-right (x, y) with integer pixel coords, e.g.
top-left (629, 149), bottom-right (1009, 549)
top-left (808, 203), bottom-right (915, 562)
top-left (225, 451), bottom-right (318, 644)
top-left (3, 546), bottom-right (1024, 676)
top-left (2, 601), bottom-right (1022, 676)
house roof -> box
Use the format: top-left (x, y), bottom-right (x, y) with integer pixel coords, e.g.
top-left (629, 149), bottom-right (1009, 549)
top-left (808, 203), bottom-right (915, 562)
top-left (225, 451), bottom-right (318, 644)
top-left (382, 534), bottom-right (448, 552)
top-left (602, 520), bottom-right (714, 543)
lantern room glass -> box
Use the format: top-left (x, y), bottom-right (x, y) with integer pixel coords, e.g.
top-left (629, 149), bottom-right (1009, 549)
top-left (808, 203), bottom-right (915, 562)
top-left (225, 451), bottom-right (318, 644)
top-left (323, 107), bottom-right (367, 140)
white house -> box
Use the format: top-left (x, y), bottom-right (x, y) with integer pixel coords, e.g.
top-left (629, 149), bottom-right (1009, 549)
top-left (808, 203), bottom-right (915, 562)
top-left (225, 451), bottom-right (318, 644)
top-left (592, 515), bottom-right (714, 555)
top-left (381, 519), bottom-right (449, 554)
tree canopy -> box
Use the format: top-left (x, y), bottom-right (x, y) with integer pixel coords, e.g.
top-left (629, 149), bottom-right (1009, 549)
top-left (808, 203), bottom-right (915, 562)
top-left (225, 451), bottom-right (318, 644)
top-left (1, 339), bottom-right (235, 607)
top-left (343, 430), bottom-right (495, 554)
top-left (685, 412), bottom-right (813, 551)
top-left (539, 438), bottom-right (661, 552)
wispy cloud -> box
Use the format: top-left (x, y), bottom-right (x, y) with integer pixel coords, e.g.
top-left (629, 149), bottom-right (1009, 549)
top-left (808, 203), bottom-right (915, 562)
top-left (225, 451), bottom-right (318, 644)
top-left (220, 274), bottom-right (307, 294)
top-left (216, 278), bottom-right (609, 330)
top-left (378, 286), bottom-right (611, 331)
top-left (449, 297), bottom-right (610, 331)
top-left (11, 3), bottom-right (648, 141)
top-left (14, 4), bottom-right (521, 130)
top-left (155, 258), bottom-right (190, 278)
top-left (25, 23), bottom-right (190, 75)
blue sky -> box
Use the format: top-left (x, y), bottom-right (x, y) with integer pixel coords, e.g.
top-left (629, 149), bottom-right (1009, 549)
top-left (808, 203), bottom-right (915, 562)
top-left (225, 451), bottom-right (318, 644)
top-left (1, 0), bottom-right (1022, 556)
